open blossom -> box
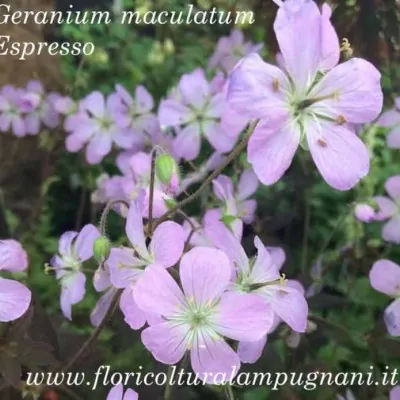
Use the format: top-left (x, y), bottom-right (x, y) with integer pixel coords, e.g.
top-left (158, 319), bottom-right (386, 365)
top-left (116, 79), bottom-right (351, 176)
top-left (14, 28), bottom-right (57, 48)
top-left (107, 201), bottom-right (184, 329)
top-left (106, 384), bottom-right (138, 400)
top-left (134, 247), bottom-right (274, 382)
top-left (209, 29), bottom-right (263, 73)
top-left (213, 169), bottom-right (259, 225)
top-left (206, 220), bottom-right (308, 333)
top-left (373, 175), bottom-right (400, 244)
top-left (51, 224), bottom-right (100, 320)
top-left (0, 240), bottom-right (31, 322)
top-left (0, 85), bottom-right (29, 136)
top-left (110, 84), bottom-right (158, 148)
top-left (227, 0), bottom-right (383, 190)
top-left (369, 259), bottom-right (400, 336)
top-left (21, 80), bottom-right (60, 134)
top-left (337, 389), bottom-right (356, 400)
top-left (66, 91), bottom-right (133, 164)
top-left (158, 68), bottom-right (238, 160)
top-left (376, 97), bottom-right (400, 149)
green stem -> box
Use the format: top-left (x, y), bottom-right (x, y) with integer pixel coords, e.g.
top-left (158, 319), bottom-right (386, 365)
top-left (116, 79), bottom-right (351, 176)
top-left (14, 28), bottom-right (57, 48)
top-left (148, 150), bottom-right (157, 236)
top-left (164, 366), bottom-right (174, 400)
top-left (225, 384), bottom-right (235, 400)
top-left (154, 120), bottom-right (259, 229)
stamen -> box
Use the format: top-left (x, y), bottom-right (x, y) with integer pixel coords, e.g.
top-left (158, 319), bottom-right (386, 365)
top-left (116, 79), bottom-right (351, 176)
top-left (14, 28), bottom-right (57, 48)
top-left (272, 78), bottom-right (280, 92)
top-left (340, 38), bottom-right (353, 58)
top-left (317, 138), bottom-right (328, 148)
top-left (44, 263), bottom-right (54, 275)
top-left (336, 115), bottom-right (347, 125)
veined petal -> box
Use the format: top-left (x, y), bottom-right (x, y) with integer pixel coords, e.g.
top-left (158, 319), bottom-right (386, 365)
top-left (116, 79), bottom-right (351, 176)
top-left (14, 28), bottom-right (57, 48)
top-left (74, 224), bottom-right (100, 262)
top-left (190, 330), bottom-right (240, 384)
top-left (384, 299), bottom-right (400, 337)
top-left (141, 321), bottom-right (190, 365)
top-left (179, 69), bottom-right (210, 108)
top-left (82, 91), bottom-right (105, 117)
top-left (173, 123), bottom-right (202, 161)
top-left (135, 85), bottom-right (154, 114)
top-left (134, 264), bottom-right (185, 316)
top-left (150, 221), bottom-right (185, 268)
top-left (274, 0), bottom-right (322, 91)
top-left (0, 278), bottom-right (31, 322)
top-left (320, 3), bottom-right (340, 70)
top-left (237, 169), bottom-right (259, 201)
top-left (58, 231), bottom-right (77, 257)
top-left (119, 287), bottom-right (147, 330)
top-left (377, 110), bottom-right (400, 127)
top-left (373, 196), bottom-right (397, 221)
top-left (213, 292), bottom-right (274, 341)
top-left (106, 384), bottom-right (123, 400)
top-left (158, 99), bottom-right (191, 127)
top-left (180, 247), bottom-right (231, 306)
top-left (237, 335), bottom-right (267, 364)
top-left (388, 127), bottom-right (400, 149)
top-left (247, 120), bottom-right (300, 186)
top-left (309, 58), bottom-right (383, 124)
top-left (250, 236), bottom-right (279, 283)
top-left (91, 287), bottom-right (117, 327)
top-left (369, 259), bottom-right (400, 297)
top-left (212, 175), bottom-right (234, 202)
top-left (227, 53), bottom-right (289, 123)
top-left (305, 119), bottom-right (369, 190)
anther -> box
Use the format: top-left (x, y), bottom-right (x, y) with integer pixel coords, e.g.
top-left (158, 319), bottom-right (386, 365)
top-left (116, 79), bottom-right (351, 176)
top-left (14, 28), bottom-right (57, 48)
top-left (336, 115), bottom-right (347, 125)
top-left (272, 78), bottom-right (280, 92)
top-left (317, 138), bottom-right (328, 148)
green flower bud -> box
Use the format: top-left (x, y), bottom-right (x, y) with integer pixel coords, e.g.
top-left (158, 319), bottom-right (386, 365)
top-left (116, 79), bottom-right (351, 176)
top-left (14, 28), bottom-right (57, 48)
top-left (155, 154), bottom-right (177, 185)
top-left (93, 236), bottom-right (111, 262)
top-left (164, 198), bottom-right (177, 209)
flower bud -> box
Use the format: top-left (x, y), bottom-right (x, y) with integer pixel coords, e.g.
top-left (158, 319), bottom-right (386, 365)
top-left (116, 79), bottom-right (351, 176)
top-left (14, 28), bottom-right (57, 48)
top-left (93, 236), bottom-right (111, 262)
top-left (155, 153), bottom-right (178, 185)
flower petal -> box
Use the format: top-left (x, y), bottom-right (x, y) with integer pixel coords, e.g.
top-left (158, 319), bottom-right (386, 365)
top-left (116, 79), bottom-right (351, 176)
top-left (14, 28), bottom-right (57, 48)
top-left (306, 119), bottom-right (369, 190)
top-left (134, 264), bottom-right (185, 316)
top-left (180, 247), bottom-right (231, 305)
top-left (91, 287), bottom-right (117, 327)
top-left (385, 175), bottom-right (400, 202)
top-left (384, 298), bottom-right (400, 337)
top-left (119, 287), bottom-right (147, 330)
top-left (150, 221), bottom-right (185, 268)
top-left (237, 335), bottom-right (267, 364)
top-left (374, 196), bottom-right (397, 220)
top-left (158, 99), bottom-right (191, 127)
top-left (0, 278), bottom-right (31, 322)
top-left (190, 331), bottom-right (240, 384)
top-left (173, 123), bottom-right (202, 161)
top-left (141, 321), bottom-right (190, 364)
top-left (126, 201), bottom-right (150, 260)
top-left (369, 259), bottom-right (400, 297)
top-left (377, 110), bottom-right (400, 127)
top-left (227, 53), bottom-right (289, 123)
top-left (237, 169), bottom-right (259, 201)
top-left (309, 58), bottom-right (383, 123)
top-left (135, 85), bottom-right (154, 114)
top-left (213, 292), bottom-right (274, 341)
top-left (248, 120), bottom-right (300, 185)
top-left (179, 69), bottom-right (210, 108)
top-left (82, 91), bottom-right (105, 118)
top-left (383, 216), bottom-right (400, 244)
top-left (388, 126), bottom-right (400, 149)
top-left (106, 384), bottom-right (123, 400)
top-left (74, 224), bottom-right (100, 262)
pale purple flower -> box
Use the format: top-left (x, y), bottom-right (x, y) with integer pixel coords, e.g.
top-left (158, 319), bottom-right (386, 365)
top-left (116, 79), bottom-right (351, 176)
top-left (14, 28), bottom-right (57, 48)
top-left (106, 384), bottom-right (138, 400)
top-left (158, 68), bottom-right (238, 160)
top-left (134, 247), bottom-right (274, 383)
top-left (0, 85), bottom-right (28, 137)
top-left (209, 29), bottom-right (263, 73)
top-left (91, 173), bottom-right (129, 206)
top-left (373, 175), bottom-right (400, 243)
top-left (110, 84), bottom-right (158, 148)
top-left (369, 259), bottom-right (400, 336)
top-left (66, 91), bottom-right (133, 164)
top-left (212, 169), bottom-right (259, 225)
top-left (206, 220), bottom-right (308, 333)
top-left (0, 239), bottom-right (31, 322)
top-left (21, 80), bottom-right (60, 134)
top-left (227, 0), bottom-right (383, 190)
top-left (391, 386), bottom-right (400, 400)
top-left (376, 97), bottom-right (400, 149)
top-left (354, 203), bottom-right (376, 223)
top-left (107, 201), bottom-right (184, 329)
top-left (51, 224), bottom-right (100, 320)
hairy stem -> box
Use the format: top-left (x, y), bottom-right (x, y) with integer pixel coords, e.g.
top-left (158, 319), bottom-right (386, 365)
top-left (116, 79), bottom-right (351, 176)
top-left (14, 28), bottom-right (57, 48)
top-left (148, 150), bottom-right (157, 236)
top-left (99, 199), bottom-right (129, 236)
top-left (225, 384), bottom-right (235, 400)
top-left (154, 119), bottom-right (259, 228)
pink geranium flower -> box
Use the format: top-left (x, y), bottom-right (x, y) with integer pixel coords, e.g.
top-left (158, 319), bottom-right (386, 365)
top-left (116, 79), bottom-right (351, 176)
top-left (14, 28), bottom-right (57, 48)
top-left (0, 240), bottom-right (31, 322)
top-left (391, 386), bottom-right (400, 400)
top-left (51, 224), bottom-right (100, 320)
top-left (107, 201), bottom-right (184, 329)
top-left (158, 68), bottom-right (239, 160)
top-left (369, 259), bottom-right (400, 336)
top-left (134, 247), bottom-right (274, 383)
top-left (227, 0), bottom-right (383, 190)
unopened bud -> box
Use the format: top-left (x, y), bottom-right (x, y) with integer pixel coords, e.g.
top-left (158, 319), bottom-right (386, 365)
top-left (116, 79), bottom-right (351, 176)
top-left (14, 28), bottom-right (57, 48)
top-left (93, 236), bottom-right (111, 262)
top-left (155, 154), bottom-right (178, 185)
top-left (164, 197), bottom-right (177, 209)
